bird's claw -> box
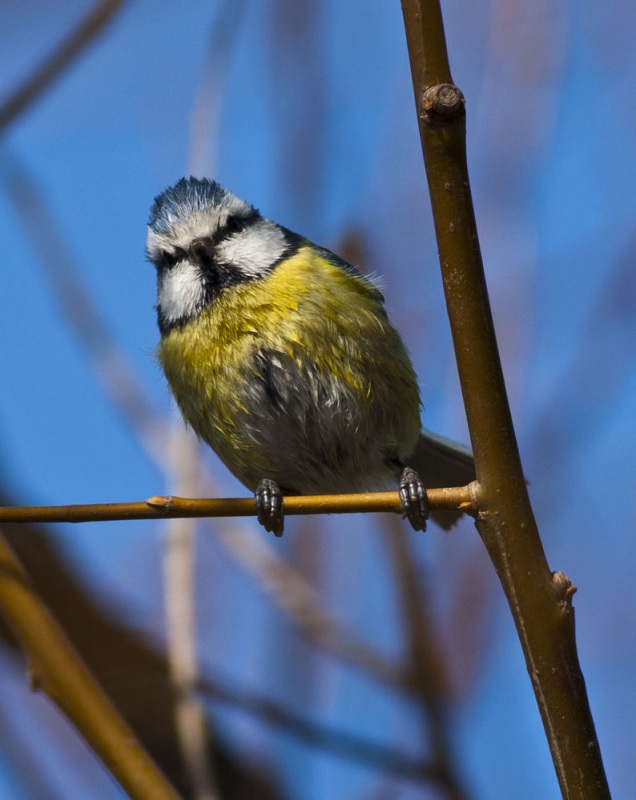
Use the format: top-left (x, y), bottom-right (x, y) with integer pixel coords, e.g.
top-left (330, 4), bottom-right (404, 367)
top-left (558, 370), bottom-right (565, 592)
top-left (399, 467), bottom-right (428, 532)
top-left (255, 479), bottom-right (284, 536)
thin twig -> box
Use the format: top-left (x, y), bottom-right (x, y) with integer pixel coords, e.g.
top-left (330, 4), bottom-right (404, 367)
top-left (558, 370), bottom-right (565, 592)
top-left (0, 483), bottom-right (473, 696)
top-left (0, 486), bottom-right (475, 524)
top-left (0, 486), bottom-right (473, 691)
top-left (0, 0), bottom-right (128, 133)
top-left (400, 1), bottom-right (610, 796)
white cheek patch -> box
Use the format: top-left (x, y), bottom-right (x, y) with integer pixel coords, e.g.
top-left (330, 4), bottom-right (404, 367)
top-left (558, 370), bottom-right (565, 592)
top-left (157, 261), bottom-right (206, 323)
top-left (217, 221), bottom-right (287, 278)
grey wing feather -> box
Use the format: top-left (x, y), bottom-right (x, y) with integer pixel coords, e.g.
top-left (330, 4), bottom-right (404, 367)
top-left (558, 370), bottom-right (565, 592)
top-left (406, 429), bottom-right (476, 530)
top-left (406, 429), bottom-right (475, 488)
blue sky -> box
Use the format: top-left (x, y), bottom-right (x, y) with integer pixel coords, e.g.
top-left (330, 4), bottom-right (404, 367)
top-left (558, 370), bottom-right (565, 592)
top-left (1, 1), bottom-right (635, 798)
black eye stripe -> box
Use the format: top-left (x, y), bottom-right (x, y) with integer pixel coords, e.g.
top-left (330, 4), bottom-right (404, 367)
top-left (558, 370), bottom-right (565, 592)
top-left (221, 210), bottom-right (259, 239)
top-left (161, 247), bottom-right (187, 269)
top-left (155, 210), bottom-right (259, 270)
top-left (225, 216), bottom-right (244, 234)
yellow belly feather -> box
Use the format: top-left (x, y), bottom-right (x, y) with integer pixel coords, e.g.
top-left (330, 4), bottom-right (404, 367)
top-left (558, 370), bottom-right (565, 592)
top-left (158, 247), bottom-right (421, 491)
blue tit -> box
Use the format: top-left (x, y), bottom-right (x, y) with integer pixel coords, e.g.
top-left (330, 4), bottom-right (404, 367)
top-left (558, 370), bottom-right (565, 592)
top-left (146, 177), bottom-right (474, 535)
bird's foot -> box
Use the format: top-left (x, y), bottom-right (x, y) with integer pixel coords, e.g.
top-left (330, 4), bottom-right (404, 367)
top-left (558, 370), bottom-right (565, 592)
top-left (399, 467), bottom-right (428, 532)
top-left (255, 479), bottom-right (284, 537)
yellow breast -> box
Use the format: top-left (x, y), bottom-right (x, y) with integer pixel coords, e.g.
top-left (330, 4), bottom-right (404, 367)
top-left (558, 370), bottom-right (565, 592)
top-left (158, 247), bottom-right (421, 492)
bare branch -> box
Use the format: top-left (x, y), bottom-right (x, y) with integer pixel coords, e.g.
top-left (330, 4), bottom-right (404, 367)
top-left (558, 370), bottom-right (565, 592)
top-left (0, 486), bottom-right (475, 524)
top-left (400, 0), bottom-right (610, 796)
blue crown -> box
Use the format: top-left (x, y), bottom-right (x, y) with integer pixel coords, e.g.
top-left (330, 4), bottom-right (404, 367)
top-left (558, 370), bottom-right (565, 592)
top-left (148, 177), bottom-right (230, 232)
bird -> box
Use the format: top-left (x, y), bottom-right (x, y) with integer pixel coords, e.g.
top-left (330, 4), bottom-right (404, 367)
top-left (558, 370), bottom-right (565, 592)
top-left (146, 177), bottom-right (475, 535)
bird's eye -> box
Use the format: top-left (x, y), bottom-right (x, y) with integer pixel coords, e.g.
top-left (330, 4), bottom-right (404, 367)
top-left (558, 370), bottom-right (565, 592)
top-left (162, 248), bottom-right (186, 269)
top-left (190, 238), bottom-right (212, 268)
top-left (226, 216), bottom-right (245, 234)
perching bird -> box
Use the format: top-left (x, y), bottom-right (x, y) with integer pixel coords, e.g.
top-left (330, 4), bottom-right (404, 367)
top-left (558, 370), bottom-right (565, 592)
top-left (147, 177), bottom-right (474, 535)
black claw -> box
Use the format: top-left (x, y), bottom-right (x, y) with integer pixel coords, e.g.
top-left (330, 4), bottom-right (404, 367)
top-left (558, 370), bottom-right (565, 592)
top-left (255, 478), bottom-right (284, 536)
top-left (399, 467), bottom-right (428, 532)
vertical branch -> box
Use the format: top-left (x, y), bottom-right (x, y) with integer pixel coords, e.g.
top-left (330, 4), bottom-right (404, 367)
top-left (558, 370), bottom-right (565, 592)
top-left (400, 1), bottom-right (611, 797)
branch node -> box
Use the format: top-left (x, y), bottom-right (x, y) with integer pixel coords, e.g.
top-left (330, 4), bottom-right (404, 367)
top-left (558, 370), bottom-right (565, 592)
top-left (468, 480), bottom-right (481, 510)
top-left (552, 571), bottom-right (577, 607)
top-left (420, 83), bottom-right (465, 123)
top-left (146, 495), bottom-right (173, 511)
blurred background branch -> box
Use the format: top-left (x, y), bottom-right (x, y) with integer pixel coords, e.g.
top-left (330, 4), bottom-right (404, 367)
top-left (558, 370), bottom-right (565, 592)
top-left (383, 517), bottom-right (466, 800)
top-left (0, 0), bottom-right (128, 133)
top-left (0, 523), bottom-right (180, 799)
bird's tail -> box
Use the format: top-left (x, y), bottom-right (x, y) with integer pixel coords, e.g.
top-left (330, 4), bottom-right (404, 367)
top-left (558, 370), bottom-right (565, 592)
top-left (405, 429), bottom-right (476, 529)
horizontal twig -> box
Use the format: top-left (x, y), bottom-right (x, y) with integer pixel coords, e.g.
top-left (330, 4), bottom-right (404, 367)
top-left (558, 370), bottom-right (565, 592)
top-left (0, 486), bottom-right (476, 525)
